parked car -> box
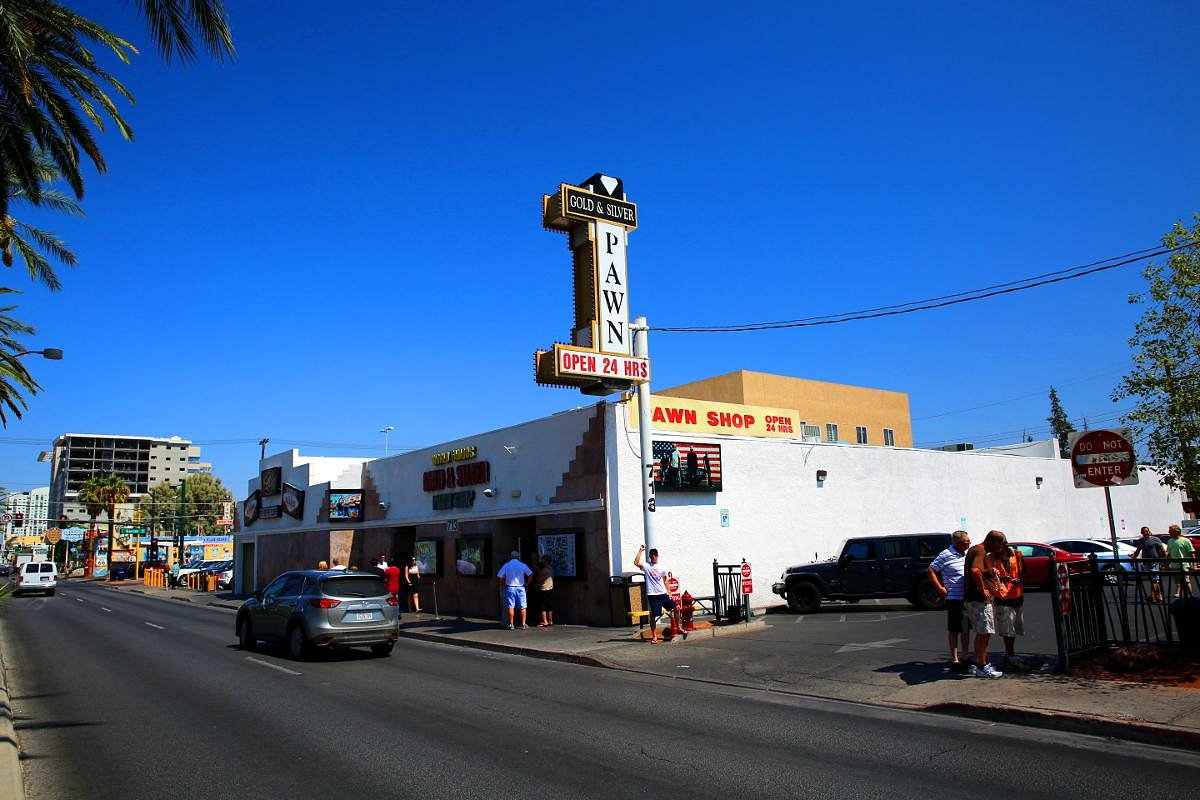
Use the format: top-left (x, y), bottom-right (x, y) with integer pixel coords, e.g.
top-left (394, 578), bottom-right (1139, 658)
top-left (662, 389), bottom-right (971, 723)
top-left (772, 533), bottom-right (952, 614)
top-left (235, 570), bottom-right (399, 659)
top-left (177, 560), bottom-right (224, 586)
top-left (0, 563), bottom-right (10, 577)
top-left (214, 561), bottom-right (234, 590)
top-left (1008, 542), bottom-right (1089, 588)
top-left (11, 561), bottom-right (57, 596)
top-left (1046, 538), bottom-right (1136, 571)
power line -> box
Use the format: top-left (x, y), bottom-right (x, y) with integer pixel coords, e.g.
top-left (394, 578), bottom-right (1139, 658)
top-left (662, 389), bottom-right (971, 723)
top-left (654, 242), bottom-right (1186, 333)
top-left (912, 366), bottom-right (1128, 422)
top-left (916, 406), bottom-right (1133, 448)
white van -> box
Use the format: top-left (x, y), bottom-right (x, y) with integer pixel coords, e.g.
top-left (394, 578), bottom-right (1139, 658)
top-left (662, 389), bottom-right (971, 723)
top-left (12, 561), bottom-right (57, 596)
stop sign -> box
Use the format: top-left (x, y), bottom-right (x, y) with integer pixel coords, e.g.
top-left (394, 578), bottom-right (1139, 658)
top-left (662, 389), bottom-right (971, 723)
top-left (740, 562), bottom-right (752, 579)
top-left (1068, 429), bottom-right (1139, 489)
top-left (665, 575), bottom-right (680, 594)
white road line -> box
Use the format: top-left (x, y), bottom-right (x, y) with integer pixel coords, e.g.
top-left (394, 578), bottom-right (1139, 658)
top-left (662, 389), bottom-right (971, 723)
top-left (879, 613), bottom-right (887, 621)
top-left (244, 656), bottom-right (302, 676)
top-left (793, 615), bottom-right (806, 623)
top-left (144, 622), bottom-right (164, 630)
top-left (75, 598), bottom-right (84, 603)
top-left (838, 614), bottom-right (846, 623)
top-left (100, 607), bottom-right (112, 613)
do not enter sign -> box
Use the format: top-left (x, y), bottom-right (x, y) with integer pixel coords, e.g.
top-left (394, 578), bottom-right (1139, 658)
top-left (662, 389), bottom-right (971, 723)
top-left (665, 575), bottom-right (680, 595)
top-left (1068, 429), bottom-right (1139, 489)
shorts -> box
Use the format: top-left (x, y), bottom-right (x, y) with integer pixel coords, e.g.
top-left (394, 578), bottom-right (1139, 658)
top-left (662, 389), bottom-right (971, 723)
top-left (1140, 562), bottom-right (1162, 583)
top-left (965, 601), bottom-right (996, 635)
top-left (536, 589), bottom-right (555, 612)
top-left (648, 593), bottom-right (677, 617)
top-left (945, 600), bottom-right (964, 634)
top-left (994, 603), bottom-right (1024, 637)
top-left (504, 586), bottom-right (527, 609)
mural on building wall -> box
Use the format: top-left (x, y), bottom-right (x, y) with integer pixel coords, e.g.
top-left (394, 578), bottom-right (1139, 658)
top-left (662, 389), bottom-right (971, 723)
top-left (455, 537), bottom-right (489, 577)
top-left (414, 539), bottom-right (441, 576)
top-left (652, 441), bottom-right (722, 492)
top-left (537, 531), bottom-right (580, 579)
top-left (328, 491), bottom-right (363, 522)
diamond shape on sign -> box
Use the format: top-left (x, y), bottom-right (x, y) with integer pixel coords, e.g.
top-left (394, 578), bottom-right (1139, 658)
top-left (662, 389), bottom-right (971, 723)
top-left (600, 175), bottom-right (620, 195)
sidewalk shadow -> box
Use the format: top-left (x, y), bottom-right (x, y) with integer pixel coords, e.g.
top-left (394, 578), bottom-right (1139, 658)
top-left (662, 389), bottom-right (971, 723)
top-left (874, 660), bottom-right (968, 686)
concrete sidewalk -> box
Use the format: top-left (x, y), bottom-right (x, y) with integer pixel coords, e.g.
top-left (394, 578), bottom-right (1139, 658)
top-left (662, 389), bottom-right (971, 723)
top-left (101, 579), bottom-right (1200, 751)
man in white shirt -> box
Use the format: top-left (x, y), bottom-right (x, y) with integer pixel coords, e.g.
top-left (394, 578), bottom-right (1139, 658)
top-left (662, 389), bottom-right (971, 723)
top-left (927, 530), bottom-right (971, 671)
top-left (634, 544), bottom-right (678, 644)
top-left (496, 550), bottom-right (533, 630)
top-left (329, 559), bottom-right (347, 571)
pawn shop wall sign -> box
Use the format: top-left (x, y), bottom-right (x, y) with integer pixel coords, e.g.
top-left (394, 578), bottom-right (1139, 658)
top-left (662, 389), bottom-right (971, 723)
top-left (534, 173), bottom-right (650, 395)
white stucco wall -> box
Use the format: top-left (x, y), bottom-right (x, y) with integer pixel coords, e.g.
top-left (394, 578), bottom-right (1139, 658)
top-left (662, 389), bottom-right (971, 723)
top-left (605, 401), bottom-right (1185, 609)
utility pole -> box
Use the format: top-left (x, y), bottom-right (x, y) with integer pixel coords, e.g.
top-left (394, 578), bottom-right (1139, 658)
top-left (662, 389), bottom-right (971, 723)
top-left (380, 426), bottom-right (395, 457)
top-left (259, 438), bottom-right (269, 461)
top-left (174, 477), bottom-right (186, 565)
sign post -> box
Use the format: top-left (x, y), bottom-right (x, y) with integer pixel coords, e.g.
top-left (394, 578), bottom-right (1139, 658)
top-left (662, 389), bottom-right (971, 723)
top-left (1068, 428), bottom-right (1137, 640)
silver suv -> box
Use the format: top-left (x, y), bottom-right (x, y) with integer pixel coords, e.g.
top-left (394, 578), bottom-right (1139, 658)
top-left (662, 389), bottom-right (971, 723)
top-left (235, 570), bottom-right (399, 659)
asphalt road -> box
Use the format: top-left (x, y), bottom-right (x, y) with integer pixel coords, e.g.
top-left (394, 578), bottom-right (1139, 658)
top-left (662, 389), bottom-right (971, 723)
top-left (2, 582), bottom-right (1198, 800)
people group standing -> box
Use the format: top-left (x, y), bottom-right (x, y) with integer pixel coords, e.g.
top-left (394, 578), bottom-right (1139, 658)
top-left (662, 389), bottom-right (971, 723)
top-left (963, 530), bottom-right (1006, 678)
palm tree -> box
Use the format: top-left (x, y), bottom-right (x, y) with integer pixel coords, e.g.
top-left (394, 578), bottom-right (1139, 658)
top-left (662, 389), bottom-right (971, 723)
top-left (78, 474), bottom-right (130, 580)
top-left (0, 0), bottom-right (234, 218)
top-left (0, 295), bottom-right (40, 425)
top-left (2, 152), bottom-right (82, 290)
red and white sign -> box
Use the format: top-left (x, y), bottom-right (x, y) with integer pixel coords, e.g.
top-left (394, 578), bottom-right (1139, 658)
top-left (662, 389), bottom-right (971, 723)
top-left (1068, 429), bottom-right (1139, 489)
top-left (740, 562), bottom-right (753, 594)
top-left (665, 575), bottom-right (680, 595)
top-left (555, 344), bottom-right (649, 383)
top-left (740, 562), bottom-right (752, 579)
top-left (1056, 563), bottom-right (1072, 615)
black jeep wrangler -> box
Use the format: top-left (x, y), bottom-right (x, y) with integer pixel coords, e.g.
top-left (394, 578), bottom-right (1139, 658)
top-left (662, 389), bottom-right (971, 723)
top-left (771, 533), bottom-right (952, 614)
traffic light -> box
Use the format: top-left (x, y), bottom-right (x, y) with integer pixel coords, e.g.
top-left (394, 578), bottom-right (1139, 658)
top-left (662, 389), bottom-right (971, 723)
top-left (13, 512), bottom-right (23, 528)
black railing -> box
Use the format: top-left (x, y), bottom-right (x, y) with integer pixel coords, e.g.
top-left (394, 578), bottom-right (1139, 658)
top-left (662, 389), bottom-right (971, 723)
top-left (712, 559), bottom-right (751, 623)
top-left (1049, 555), bottom-right (1198, 672)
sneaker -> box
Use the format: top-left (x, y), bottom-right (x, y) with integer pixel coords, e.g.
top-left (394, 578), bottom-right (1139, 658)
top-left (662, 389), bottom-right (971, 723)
top-left (977, 663), bottom-right (1004, 679)
top-left (519, 624), bottom-right (529, 629)
top-left (506, 624), bottom-right (515, 630)
top-left (1004, 656), bottom-right (1030, 672)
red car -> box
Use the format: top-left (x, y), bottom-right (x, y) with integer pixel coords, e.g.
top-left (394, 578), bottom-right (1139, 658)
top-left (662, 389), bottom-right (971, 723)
top-left (1009, 542), bottom-right (1090, 589)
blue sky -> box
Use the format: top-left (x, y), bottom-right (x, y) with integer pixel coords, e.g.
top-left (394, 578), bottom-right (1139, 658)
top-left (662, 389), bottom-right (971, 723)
top-left (2, 2), bottom-right (1197, 497)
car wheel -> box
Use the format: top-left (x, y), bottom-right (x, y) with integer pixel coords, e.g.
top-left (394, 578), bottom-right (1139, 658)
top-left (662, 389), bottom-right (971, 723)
top-left (238, 617), bottom-right (256, 652)
top-left (47, 588), bottom-right (55, 596)
top-left (370, 642), bottom-right (395, 657)
top-left (786, 582), bottom-right (821, 614)
top-left (909, 578), bottom-right (945, 611)
top-left (286, 624), bottom-right (310, 660)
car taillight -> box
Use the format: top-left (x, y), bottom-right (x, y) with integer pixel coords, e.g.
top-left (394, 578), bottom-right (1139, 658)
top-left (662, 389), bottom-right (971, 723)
top-left (308, 598), bottom-right (341, 609)
top-left (386, 595), bottom-right (399, 606)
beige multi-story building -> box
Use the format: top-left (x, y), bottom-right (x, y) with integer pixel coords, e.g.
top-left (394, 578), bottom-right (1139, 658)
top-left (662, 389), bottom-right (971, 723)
top-left (655, 369), bottom-right (913, 448)
top-left (48, 433), bottom-right (211, 523)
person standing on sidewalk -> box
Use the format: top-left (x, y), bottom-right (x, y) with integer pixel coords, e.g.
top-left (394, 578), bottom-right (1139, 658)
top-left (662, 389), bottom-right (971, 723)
top-left (634, 544), bottom-right (678, 644)
top-left (533, 555), bottom-right (555, 627)
top-left (169, 560), bottom-right (181, 589)
top-left (964, 531), bottom-right (1005, 678)
top-left (385, 558), bottom-right (403, 608)
top-left (496, 550), bottom-right (533, 630)
top-left (1133, 526), bottom-right (1168, 604)
top-left (1166, 525), bottom-right (1196, 598)
top-left (927, 531), bottom-right (971, 672)
top-left (404, 556), bottom-right (423, 613)
top-left (988, 533), bottom-right (1029, 672)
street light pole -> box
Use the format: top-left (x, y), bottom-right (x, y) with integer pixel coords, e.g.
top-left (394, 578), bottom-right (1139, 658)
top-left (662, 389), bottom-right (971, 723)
top-left (380, 426), bottom-right (394, 457)
top-left (15, 348), bottom-right (63, 360)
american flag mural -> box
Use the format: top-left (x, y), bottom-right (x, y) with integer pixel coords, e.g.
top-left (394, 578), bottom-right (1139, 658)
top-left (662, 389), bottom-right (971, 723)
top-left (652, 441), bottom-right (722, 493)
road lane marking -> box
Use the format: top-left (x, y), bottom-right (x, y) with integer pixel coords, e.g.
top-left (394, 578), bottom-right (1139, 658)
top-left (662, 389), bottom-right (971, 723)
top-left (75, 598), bottom-right (84, 603)
top-left (245, 656), bottom-right (302, 676)
top-left (144, 622), bottom-right (165, 630)
top-left (793, 615), bottom-right (805, 623)
top-left (838, 614), bottom-right (846, 623)
top-left (835, 638), bottom-right (908, 654)
top-left (100, 607), bottom-right (112, 613)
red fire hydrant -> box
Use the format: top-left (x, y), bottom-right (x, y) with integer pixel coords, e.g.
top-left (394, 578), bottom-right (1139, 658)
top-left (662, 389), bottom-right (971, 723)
top-left (680, 591), bottom-right (695, 631)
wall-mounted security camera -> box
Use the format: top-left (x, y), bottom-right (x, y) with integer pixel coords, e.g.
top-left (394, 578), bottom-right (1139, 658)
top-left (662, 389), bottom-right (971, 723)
top-left (482, 487), bottom-right (497, 498)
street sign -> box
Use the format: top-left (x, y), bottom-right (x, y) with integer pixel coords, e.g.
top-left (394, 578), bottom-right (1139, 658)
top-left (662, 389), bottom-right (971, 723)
top-left (1057, 563), bottom-right (1073, 615)
top-left (61, 528), bottom-right (85, 543)
top-left (44, 528), bottom-right (61, 545)
top-left (0, 513), bottom-right (10, 523)
top-left (1068, 429), bottom-right (1139, 489)
top-left (665, 575), bottom-right (680, 594)
top-left (740, 562), bottom-right (752, 579)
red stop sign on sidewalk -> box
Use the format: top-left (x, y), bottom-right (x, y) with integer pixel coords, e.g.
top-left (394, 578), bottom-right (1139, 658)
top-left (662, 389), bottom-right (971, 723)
top-left (1068, 429), bottom-right (1138, 489)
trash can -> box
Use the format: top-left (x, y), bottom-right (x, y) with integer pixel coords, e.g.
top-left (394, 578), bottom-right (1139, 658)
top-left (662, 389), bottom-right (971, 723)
top-left (610, 571), bottom-right (646, 627)
top-left (1170, 597), bottom-right (1200, 650)
top-left (113, 564), bottom-right (128, 581)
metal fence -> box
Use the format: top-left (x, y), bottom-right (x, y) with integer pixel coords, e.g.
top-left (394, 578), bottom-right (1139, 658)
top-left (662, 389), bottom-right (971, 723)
top-left (1049, 555), bottom-right (1198, 672)
top-left (712, 559), bottom-right (751, 623)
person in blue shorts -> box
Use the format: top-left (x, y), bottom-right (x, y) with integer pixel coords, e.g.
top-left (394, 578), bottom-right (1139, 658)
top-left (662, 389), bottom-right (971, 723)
top-left (634, 544), bottom-right (678, 643)
top-left (496, 550), bottom-right (533, 630)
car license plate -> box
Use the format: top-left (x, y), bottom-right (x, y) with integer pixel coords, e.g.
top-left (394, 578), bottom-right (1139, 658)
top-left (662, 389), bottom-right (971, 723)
top-left (353, 612), bottom-right (374, 622)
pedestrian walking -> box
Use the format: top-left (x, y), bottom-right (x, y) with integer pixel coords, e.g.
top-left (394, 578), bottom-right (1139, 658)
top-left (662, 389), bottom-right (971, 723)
top-left (496, 550), bottom-right (533, 629)
top-left (927, 530), bottom-right (971, 672)
top-left (1166, 525), bottom-right (1196, 598)
top-left (1133, 526), bottom-right (1168, 603)
top-left (169, 560), bottom-right (181, 589)
top-left (404, 556), bottom-right (422, 613)
top-left (988, 533), bottom-right (1029, 672)
top-left (964, 530), bottom-right (1007, 678)
top-left (385, 558), bottom-right (402, 607)
top-left (633, 544), bottom-right (678, 644)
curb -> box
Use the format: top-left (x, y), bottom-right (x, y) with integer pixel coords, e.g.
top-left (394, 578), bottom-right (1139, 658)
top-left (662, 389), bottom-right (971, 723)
top-left (921, 702), bottom-right (1200, 752)
top-left (0, 632), bottom-right (27, 800)
top-left (396, 630), bottom-right (618, 669)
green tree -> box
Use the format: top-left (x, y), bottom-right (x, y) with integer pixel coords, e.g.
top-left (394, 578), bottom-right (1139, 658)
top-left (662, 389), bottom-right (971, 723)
top-left (140, 474), bottom-right (233, 538)
top-left (0, 0), bottom-right (234, 218)
top-left (77, 474), bottom-right (130, 580)
top-left (1112, 215), bottom-right (1200, 498)
top-left (2, 152), bottom-right (82, 289)
top-left (1047, 386), bottom-right (1076, 458)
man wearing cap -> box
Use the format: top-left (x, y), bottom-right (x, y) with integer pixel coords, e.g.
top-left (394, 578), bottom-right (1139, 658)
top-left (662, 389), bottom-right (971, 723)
top-left (497, 550), bottom-right (533, 630)
top-left (634, 544), bottom-right (678, 644)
